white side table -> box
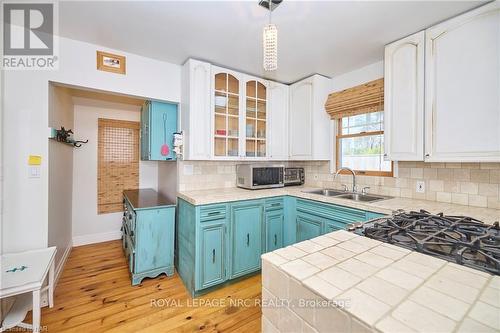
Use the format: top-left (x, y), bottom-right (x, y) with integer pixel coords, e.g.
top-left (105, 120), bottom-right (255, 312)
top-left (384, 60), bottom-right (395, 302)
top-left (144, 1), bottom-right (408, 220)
top-left (0, 247), bottom-right (56, 333)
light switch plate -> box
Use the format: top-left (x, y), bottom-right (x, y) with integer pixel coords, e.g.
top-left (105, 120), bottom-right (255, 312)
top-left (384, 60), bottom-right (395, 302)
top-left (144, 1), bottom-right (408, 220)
top-left (416, 181), bottom-right (425, 193)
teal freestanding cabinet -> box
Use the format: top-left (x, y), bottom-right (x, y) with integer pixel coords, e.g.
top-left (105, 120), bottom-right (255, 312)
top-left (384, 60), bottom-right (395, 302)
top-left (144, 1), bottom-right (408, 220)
top-left (122, 189), bottom-right (175, 285)
top-left (141, 100), bottom-right (178, 161)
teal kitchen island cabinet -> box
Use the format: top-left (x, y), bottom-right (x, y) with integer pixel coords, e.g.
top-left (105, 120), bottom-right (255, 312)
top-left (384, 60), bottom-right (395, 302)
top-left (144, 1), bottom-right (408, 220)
top-left (141, 100), bottom-right (178, 161)
top-left (122, 189), bottom-right (175, 285)
top-left (176, 195), bottom-right (385, 296)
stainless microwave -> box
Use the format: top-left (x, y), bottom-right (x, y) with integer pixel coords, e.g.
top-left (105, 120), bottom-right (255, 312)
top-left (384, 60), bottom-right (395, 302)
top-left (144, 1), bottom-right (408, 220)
top-left (236, 164), bottom-right (285, 190)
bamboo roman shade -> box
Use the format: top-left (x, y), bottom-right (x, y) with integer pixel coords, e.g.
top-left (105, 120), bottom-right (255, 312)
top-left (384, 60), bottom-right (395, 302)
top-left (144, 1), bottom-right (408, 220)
top-left (97, 118), bottom-right (140, 214)
top-left (325, 78), bottom-right (384, 119)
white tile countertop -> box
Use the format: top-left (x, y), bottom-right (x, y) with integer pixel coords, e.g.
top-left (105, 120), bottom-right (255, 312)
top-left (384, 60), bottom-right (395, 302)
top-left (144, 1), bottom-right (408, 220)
top-left (261, 230), bottom-right (500, 333)
top-left (178, 187), bottom-right (500, 224)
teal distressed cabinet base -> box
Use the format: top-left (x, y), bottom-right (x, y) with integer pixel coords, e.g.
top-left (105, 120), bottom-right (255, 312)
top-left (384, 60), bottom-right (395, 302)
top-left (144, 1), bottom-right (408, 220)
top-left (176, 195), bottom-right (385, 296)
top-left (123, 189), bottom-right (176, 286)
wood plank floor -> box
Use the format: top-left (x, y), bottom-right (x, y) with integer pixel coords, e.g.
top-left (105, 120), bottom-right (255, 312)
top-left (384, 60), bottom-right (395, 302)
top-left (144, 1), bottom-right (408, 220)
top-left (38, 240), bottom-right (262, 332)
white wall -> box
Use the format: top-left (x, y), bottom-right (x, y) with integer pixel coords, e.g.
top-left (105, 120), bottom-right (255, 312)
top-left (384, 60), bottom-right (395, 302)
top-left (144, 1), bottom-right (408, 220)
top-left (48, 85), bottom-right (74, 273)
top-left (331, 61), bottom-right (383, 92)
top-left (2, 37), bottom-right (180, 253)
top-left (71, 98), bottom-right (158, 246)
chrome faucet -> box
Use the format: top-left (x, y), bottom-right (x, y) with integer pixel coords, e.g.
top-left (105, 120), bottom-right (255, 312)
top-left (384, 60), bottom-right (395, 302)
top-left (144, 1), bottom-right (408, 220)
top-left (335, 167), bottom-right (357, 193)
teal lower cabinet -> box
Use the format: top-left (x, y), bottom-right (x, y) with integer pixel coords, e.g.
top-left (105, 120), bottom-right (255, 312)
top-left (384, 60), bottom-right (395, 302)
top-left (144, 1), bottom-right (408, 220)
top-left (200, 221), bottom-right (226, 289)
top-left (230, 201), bottom-right (263, 278)
top-left (122, 190), bottom-right (175, 286)
top-left (265, 210), bottom-right (284, 252)
top-left (176, 195), bottom-right (386, 296)
top-left (295, 198), bottom-right (383, 241)
top-left (296, 212), bottom-right (323, 242)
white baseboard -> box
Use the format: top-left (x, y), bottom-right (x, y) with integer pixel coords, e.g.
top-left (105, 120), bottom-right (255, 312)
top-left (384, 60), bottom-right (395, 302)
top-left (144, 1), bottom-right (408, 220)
top-left (55, 242), bottom-right (72, 285)
top-left (72, 230), bottom-right (122, 247)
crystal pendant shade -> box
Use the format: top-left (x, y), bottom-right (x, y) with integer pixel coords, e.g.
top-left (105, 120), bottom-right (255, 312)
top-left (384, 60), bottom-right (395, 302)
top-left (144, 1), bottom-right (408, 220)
top-left (263, 24), bottom-right (278, 71)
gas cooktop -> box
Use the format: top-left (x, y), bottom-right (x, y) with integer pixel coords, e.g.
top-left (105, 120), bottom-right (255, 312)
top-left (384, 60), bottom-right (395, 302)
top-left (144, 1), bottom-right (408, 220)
top-left (349, 210), bottom-right (500, 275)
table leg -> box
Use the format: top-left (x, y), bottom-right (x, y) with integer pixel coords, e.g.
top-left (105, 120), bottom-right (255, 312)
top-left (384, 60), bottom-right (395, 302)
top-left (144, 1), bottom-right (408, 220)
top-left (32, 289), bottom-right (40, 333)
top-left (49, 260), bottom-right (55, 308)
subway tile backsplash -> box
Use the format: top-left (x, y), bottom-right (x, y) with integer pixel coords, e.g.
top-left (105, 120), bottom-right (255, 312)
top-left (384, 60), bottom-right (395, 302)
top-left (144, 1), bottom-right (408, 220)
top-left (178, 160), bottom-right (500, 209)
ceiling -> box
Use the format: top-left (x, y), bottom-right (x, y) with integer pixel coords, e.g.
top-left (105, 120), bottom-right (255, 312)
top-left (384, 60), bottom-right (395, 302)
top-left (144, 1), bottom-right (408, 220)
top-left (59, 1), bottom-right (485, 83)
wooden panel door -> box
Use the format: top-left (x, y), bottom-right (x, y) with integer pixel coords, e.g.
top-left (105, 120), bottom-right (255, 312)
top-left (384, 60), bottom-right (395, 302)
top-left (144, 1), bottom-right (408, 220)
top-left (265, 210), bottom-right (284, 253)
top-left (268, 82), bottom-right (289, 160)
top-left (384, 31), bottom-right (425, 161)
top-left (296, 212), bottom-right (322, 242)
top-left (148, 101), bottom-right (178, 161)
top-left (425, 2), bottom-right (500, 162)
top-left (289, 79), bottom-right (313, 160)
top-left (230, 202), bottom-right (263, 278)
top-left (200, 223), bottom-right (225, 289)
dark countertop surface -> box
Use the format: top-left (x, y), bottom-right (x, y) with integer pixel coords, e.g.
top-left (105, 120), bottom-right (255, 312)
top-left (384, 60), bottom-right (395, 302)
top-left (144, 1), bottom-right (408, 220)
top-left (124, 189), bottom-right (175, 210)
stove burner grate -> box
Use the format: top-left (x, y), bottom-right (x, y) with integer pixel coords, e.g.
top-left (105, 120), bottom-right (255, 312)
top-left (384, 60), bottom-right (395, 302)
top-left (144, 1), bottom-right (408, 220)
top-left (362, 210), bottom-right (500, 275)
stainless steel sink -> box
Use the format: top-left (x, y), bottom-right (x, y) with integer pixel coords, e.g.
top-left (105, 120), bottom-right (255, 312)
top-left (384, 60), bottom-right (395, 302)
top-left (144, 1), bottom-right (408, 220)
top-left (335, 193), bottom-right (390, 202)
top-left (305, 189), bottom-right (347, 196)
top-left (304, 189), bottom-right (392, 202)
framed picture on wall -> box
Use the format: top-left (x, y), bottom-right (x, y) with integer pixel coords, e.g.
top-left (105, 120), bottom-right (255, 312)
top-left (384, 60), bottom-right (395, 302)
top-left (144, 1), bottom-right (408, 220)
top-left (97, 51), bottom-right (126, 75)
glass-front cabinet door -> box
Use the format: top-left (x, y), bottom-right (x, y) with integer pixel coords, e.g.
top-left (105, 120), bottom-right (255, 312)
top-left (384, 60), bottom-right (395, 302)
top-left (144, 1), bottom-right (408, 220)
top-left (245, 80), bottom-right (267, 158)
top-left (212, 67), bottom-right (268, 159)
top-left (214, 71), bottom-right (240, 157)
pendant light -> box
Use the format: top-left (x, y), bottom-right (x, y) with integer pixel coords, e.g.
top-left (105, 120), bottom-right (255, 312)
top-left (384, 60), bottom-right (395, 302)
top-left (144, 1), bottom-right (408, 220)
top-left (261, 0), bottom-right (281, 71)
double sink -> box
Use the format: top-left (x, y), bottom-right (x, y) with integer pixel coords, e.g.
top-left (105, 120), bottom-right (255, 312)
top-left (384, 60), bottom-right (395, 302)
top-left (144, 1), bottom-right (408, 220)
top-left (304, 189), bottom-right (392, 203)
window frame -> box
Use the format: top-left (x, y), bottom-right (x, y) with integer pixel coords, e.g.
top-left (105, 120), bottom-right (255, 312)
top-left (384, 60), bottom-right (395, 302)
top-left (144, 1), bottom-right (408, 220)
top-left (335, 116), bottom-right (393, 177)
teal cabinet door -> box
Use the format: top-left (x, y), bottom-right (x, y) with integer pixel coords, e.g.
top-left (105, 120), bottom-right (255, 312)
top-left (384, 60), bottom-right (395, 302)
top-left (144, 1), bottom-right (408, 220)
top-left (265, 210), bottom-right (284, 253)
top-left (296, 212), bottom-right (323, 242)
top-left (230, 202), bottom-right (263, 278)
top-left (325, 219), bottom-right (347, 233)
top-left (140, 103), bottom-right (150, 161)
top-left (141, 101), bottom-right (178, 161)
top-left (200, 223), bottom-right (225, 289)
top-left (134, 207), bottom-right (175, 274)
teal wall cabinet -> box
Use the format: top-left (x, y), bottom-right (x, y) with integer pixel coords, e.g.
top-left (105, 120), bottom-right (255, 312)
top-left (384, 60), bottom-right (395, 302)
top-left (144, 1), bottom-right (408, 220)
top-left (122, 190), bottom-right (175, 285)
top-left (141, 100), bottom-right (178, 161)
top-left (230, 201), bottom-right (263, 278)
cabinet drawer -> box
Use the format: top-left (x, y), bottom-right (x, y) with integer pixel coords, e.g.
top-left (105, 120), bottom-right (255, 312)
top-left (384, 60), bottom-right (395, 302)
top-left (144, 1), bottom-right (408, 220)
top-left (265, 198), bottom-right (284, 211)
top-left (200, 204), bottom-right (226, 222)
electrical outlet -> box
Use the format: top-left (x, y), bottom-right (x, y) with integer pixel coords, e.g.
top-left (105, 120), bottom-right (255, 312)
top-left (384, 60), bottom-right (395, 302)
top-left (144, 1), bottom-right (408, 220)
top-left (183, 164), bottom-right (194, 176)
top-left (416, 181), bottom-right (425, 193)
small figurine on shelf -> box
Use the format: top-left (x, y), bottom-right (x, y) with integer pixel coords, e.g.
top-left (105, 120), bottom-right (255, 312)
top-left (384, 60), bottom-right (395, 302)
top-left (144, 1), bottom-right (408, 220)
top-left (51, 126), bottom-right (88, 147)
top-left (55, 127), bottom-right (73, 143)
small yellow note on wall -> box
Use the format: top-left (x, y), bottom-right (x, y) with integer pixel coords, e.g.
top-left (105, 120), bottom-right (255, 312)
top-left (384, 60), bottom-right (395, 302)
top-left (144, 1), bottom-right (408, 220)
top-left (28, 155), bottom-right (42, 166)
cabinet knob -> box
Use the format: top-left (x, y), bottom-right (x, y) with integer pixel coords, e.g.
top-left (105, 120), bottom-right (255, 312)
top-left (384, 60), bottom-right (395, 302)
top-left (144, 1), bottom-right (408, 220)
top-left (425, 154), bottom-right (430, 157)
top-left (274, 234), bottom-right (277, 246)
top-left (212, 249), bottom-right (216, 263)
top-left (246, 233), bottom-right (250, 247)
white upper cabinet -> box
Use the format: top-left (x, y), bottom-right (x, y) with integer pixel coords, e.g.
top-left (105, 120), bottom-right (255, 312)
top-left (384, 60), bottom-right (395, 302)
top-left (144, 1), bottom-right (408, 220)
top-left (425, 2), bottom-right (500, 162)
top-left (268, 81), bottom-right (289, 160)
top-left (289, 79), bottom-right (313, 159)
top-left (181, 59), bottom-right (212, 160)
top-left (384, 31), bottom-right (425, 161)
top-left (289, 75), bottom-right (331, 160)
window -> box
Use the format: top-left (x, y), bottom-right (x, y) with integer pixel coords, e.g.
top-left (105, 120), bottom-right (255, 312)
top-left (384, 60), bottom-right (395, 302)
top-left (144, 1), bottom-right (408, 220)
top-left (336, 111), bottom-right (392, 176)
top-left (98, 118), bottom-right (140, 214)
